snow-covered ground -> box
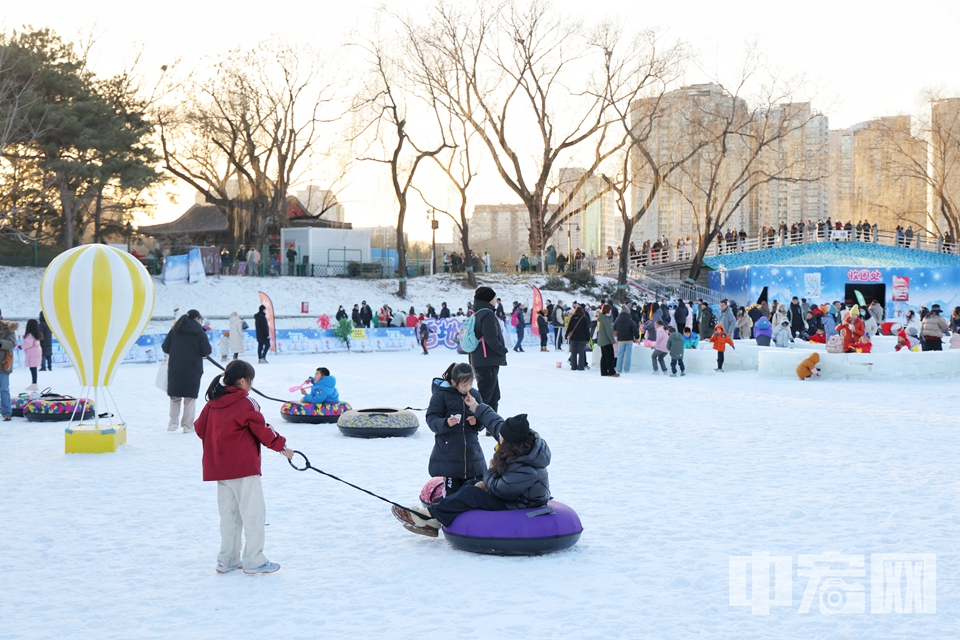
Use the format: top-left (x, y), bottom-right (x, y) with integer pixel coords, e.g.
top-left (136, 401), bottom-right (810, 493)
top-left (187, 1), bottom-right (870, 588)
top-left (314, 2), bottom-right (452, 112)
top-left (0, 268), bottom-right (957, 638)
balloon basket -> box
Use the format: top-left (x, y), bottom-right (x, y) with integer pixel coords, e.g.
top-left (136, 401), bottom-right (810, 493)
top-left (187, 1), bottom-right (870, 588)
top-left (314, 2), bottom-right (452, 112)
top-left (62, 386), bottom-right (127, 454)
top-left (65, 424), bottom-right (126, 454)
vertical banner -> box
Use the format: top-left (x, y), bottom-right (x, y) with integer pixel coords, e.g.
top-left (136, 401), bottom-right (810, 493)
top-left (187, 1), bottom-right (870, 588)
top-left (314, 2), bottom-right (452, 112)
top-left (531, 286), bottom-right (544, 336)
top-left (258, 291), bottom-right (278, 353)
top-left (892, 276), bottom-right (910, 301)
top-left (187, 247), bottom-right (206, 283)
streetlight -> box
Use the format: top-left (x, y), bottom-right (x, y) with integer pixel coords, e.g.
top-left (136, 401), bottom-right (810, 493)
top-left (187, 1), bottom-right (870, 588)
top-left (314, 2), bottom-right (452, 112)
top-left (427, 208), bottom-right (438, 275)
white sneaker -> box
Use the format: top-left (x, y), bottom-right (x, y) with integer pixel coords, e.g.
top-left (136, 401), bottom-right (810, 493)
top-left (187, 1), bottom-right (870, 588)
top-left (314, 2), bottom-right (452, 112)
top-left (183, 426), bottom-right (195, 434)
top-left (651, 370), bottom-right (659, 375)
top-left (26, 384), bottom-right (39, 392)
top-left (167, 425), bottom-right (179, 432)
top-left (243, 561), bottom-right (280, 575)
top-left (216, 561), bottom-right (241, 573)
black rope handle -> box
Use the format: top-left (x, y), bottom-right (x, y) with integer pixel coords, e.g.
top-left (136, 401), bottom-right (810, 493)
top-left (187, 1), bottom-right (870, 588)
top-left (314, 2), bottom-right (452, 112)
top-left (286, 450), bottom-right (414, 513)
top-left (205, 357), bottom-right (288, 403)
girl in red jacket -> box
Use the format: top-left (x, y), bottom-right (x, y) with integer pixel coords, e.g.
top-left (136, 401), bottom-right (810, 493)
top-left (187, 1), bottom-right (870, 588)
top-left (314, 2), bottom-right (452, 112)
top-left (195, 360), bottom-right (294, 576)
top-left (708, 324), bottom-right (735, 372)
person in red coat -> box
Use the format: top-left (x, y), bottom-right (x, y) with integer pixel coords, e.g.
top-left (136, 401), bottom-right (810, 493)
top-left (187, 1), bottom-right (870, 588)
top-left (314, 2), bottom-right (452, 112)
top-left (839, 304), bottom-right (866, 353)
top-left (195, 360), bottom-right (294, 576)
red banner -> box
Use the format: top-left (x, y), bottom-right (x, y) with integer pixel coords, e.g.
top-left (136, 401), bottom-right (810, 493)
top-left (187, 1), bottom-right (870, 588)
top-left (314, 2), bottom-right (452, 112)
top-left (258, 291), bottom-right (278, 353)
top-left (531, 286), bottom-right (543, 336)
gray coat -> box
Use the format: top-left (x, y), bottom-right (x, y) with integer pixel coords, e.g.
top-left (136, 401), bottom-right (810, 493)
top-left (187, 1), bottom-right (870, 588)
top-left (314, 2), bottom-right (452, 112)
top-left (475, 404), bottom-right (551, 509)
top-left (716, 307), bottom-right (736, 335)
top-left (596, 313), bottom-right (615, 347)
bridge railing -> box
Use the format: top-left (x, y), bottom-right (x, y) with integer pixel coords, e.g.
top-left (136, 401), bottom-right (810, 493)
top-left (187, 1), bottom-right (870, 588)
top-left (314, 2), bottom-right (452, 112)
top-left (593, 258), bottom-right (727, 306)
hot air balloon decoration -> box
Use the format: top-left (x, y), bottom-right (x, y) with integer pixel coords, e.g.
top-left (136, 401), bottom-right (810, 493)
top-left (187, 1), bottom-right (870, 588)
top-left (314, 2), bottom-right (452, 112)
top-left (40, 245), bottom-right (155, 453)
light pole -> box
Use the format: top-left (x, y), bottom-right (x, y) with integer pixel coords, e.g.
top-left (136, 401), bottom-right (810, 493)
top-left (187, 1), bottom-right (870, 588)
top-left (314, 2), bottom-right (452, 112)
top-left (427, 208), bottom-right (438, 275)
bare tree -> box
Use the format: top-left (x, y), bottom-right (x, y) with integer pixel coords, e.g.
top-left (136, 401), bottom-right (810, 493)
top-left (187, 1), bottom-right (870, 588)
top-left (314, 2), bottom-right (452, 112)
top-left (406, 0), bottom-right (649, 266)
top-left (157, 40), bottom-right (342, 247)
top-left (874, 92), bottom-right (960, 242)
top-left (353, 34), bottom-right (449, 298)
top-left (657, 59), bottom-right (827, 281)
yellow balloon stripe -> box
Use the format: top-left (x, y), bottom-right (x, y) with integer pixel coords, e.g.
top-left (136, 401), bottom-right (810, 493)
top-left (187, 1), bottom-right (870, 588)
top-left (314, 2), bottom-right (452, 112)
top-left (105, 251), bottom-right (148, 386)
top-left (90, 247), bottom-right (112, 386)
top-left (52, 248), bottom-right (87, 385)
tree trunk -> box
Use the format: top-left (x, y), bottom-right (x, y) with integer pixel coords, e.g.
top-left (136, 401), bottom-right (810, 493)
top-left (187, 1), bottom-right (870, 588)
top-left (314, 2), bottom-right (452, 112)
top-left (459, 221), bottom-right (477, 289)
top-left (616, 218), bottom-right (637, 304)
top-left (688, 228), bottom-right (718, 282)
top-left (396, 198), bottom-right (407, 298)
top-left (58, 175), bottom-right (75, 251)
top-left (94, 185), bottom-right (104, 244)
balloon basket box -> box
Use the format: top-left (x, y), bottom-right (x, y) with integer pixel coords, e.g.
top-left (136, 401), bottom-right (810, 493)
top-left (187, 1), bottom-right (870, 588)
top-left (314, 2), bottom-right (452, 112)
top-left (64, 425), bottom-right (126, 454)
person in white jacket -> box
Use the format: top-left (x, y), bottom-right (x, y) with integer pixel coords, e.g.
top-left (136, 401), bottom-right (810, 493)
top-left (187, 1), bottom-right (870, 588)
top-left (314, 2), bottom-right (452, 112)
top-left (772, 320), bottom-right (793, 348)
top-left (228, 312), bottom-right (245, 359)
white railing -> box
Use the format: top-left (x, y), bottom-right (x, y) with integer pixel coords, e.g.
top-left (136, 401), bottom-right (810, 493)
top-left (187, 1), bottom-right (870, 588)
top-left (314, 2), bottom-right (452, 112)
top-left (593, 258), bottom-right (727, 306)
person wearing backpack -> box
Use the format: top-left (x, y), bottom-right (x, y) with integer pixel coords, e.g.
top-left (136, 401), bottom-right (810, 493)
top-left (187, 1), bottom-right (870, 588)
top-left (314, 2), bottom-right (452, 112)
top-left (0, 320), bottom-right (16, 420)
top-left (511, 303), bottom-right (526, 353)
top-left (466, 286), bottom-right (507, 411)
top-left (753, 315), bottom-right (773, 347)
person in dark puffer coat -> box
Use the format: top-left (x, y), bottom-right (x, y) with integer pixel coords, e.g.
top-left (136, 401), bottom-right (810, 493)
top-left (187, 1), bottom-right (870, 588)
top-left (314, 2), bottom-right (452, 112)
top-left (468, 286), bottom-right (507, 411)
top-left (162, 309), bottom-right (212, 432)
top-left (425, 363), bottom-right (486, 495)
top-left (392, 394), bottom-right (551, 537)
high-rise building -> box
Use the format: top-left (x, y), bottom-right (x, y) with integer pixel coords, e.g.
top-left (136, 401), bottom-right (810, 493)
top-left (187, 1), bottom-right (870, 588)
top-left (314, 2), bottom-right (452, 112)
top-left (931, 98), bottom-right (960, 237)
top-left (467, 203), bottom-right (531, 263)
top-left (750, 103), bottom-right (829, 230)
top-left (629, 84), bottom-right (751, 245)
top-left (548, 167), bottom-right (620, 257)
top-left (828, 116), bottom-right (927, 232)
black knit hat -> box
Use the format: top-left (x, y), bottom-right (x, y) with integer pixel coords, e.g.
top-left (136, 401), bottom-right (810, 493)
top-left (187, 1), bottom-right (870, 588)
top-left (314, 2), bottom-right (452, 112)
top-left (475, 286), bottom-right (496, 303)
top-left (500, 413), bottom-right (530, 444)
top-left (187, 309), bottom-right (202, 320)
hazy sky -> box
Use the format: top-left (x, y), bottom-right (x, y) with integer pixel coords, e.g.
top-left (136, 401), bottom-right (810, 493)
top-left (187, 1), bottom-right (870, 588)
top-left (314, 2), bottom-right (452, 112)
top-left (4, 0), bottom-right (959, 241)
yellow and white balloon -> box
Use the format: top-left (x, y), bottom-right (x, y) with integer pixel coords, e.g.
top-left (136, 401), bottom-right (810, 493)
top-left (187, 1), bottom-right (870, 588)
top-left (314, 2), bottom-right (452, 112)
top-left (40, 245), bottom-right (155, 387)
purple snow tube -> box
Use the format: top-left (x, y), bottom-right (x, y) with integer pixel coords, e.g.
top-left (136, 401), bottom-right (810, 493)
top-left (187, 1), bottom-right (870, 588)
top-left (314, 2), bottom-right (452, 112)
top-left (442, 500), bottom-right (582, 555)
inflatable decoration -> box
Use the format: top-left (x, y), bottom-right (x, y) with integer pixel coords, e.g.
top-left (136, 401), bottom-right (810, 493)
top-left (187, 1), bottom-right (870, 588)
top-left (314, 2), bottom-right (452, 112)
top-left (40, 245), bottom-right (155, 453)
top-left (337, 408), bottom-right (419, 438)
top-left (280, 401), bottom-right (353, 424)
top-left (23, 395), bottom-right (96, 422)
top-left (442, 500), bottom-right (583, 555)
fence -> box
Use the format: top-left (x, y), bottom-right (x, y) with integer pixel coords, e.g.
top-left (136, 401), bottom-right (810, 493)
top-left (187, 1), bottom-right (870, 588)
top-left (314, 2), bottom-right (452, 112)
top-left (592, 259), bottom-right (726, 305)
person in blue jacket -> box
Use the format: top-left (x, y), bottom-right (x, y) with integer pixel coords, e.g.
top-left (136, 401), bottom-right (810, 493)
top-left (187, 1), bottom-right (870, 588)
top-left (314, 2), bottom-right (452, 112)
top-left (301, 367), bottom-right (339, 404)
top-left (425, 362), bottom-right (485, 496)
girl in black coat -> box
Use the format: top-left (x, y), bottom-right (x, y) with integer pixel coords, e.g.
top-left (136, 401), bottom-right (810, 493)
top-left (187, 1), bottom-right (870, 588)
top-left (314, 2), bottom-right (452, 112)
top-left (425, 363), bottom-right (486, 496)
top-left (537, 309), bottom-right (549, 351)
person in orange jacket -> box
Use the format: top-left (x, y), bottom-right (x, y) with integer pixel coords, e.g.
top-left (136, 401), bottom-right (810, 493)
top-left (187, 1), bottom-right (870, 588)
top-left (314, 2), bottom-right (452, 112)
top-left (796, 352), bottom-right (821, 380)
top-left (708, 323), bottom-right (735, 372)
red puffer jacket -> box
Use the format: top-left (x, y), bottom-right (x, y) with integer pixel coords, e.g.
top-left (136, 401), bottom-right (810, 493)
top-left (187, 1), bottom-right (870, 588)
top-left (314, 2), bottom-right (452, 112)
top-left (195, 387), bottom-right (286, 481)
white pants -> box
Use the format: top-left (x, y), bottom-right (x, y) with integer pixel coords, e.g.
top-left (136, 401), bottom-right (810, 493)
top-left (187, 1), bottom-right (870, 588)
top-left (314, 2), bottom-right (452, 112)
top-left (168, 397), bottom-right (196, 429)
top-left (217, 475), bottom-right (267, 569)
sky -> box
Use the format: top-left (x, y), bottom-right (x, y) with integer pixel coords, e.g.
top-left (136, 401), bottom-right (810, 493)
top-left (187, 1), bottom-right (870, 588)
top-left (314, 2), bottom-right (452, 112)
top-left (3, 0), bottom-right (959, 242)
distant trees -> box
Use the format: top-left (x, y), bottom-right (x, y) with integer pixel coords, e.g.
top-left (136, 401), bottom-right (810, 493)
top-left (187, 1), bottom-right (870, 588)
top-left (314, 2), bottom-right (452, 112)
top-left (0, 29), bottom-right (162, 249)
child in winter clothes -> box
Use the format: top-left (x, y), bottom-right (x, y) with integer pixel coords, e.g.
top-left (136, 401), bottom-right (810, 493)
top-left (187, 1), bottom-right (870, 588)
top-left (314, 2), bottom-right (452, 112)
top-left (194, 360), bottom-right (294, 575)
top-left (666, 326), bottom-right (685, 376)
top-left (855, 334), bottom-right (873, 353)
top-left (301, 367), bottom-right (339, 404)
top-left (772, 320), bottom-right (793, 348)
top-left (393, 392), bottom-right (550, 538)
top-left (796, 352), bottom-right (821, 380)
top-left (418, 316), bottom-right (432, 355)
top-left (708, 324), bottom-right (735, 372)
top-left (425, 362), bottom-right (486, 496)
top-left (682, 327), bottom-right (699, 349)
top-left (21, 319), bottom-right (42, 390)
top-left (651, 320), bottom-right (668, 374)
top-left (808, 327), bottom-right (827, 344)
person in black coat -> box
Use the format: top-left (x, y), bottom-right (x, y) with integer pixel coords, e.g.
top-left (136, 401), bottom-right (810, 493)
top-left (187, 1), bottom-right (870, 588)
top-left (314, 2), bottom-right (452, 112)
top-left (254, 305), bottom-right (270, 363)
top-left (468, 286), bottom-right (507, 411)
top-left (351, 304), bottom-right (361, 326)
top-left (439, 302), bottom-right (451, 319)
top-left (359, 301), bottom-right (373, 328)
top-left (673, 298), bottom-right (688, 331)
top-left (537, 309), bottom-right (550, 351)
top-left (161, 309), bottom-right (212, 432)
top-left (38, 311), bottom-right (53, 371)
top-left (565, 304), bottom-right (591, 370)
top-left (425, 363), bottom-right (485, 495)
top-left (335, 306), bottom-right (347, 321)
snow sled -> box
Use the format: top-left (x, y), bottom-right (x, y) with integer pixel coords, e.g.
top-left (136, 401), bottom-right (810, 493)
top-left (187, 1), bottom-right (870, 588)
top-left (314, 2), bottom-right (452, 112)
top-left (337, 408), bottom-right (419, 438)
top-left (11, 395), bottom-right (30, 418)
top-left (22, 395), bottom-right (95, 422)
top-left (280, 401), bottom-right (352, 424)
top-left (442, 500), bottom-right (583, 556)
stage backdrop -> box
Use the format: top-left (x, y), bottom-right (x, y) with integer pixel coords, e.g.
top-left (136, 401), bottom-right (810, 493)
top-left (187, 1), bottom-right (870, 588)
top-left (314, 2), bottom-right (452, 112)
top-left (710, 265), bottom-right (960, 323)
